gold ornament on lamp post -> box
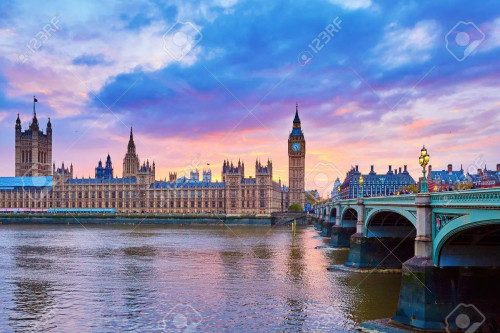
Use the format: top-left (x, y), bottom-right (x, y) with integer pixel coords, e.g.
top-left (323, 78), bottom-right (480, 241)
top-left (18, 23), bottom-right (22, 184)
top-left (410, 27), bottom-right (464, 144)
top-left (419, 146), bottom-right (430, 193)
top-left (359, 175), bottom-right (364, 198)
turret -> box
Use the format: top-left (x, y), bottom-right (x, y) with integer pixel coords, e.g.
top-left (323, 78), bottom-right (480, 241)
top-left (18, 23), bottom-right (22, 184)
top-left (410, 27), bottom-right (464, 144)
top-left (46, 117), bottom-right (52, 135)
top-left (169, 172), bottom-right (177, 182)
top-left (15, 113), bottom-right (21, 132)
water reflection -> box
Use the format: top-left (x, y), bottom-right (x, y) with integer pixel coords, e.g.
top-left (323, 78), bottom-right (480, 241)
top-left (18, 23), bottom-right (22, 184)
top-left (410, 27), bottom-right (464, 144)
top-left (0, 224), bottom-right (402, 332)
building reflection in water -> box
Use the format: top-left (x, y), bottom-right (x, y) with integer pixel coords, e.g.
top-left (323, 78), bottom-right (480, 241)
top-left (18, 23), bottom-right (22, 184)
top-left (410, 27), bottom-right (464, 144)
top-left (11, 244), bottom-right (56, 332)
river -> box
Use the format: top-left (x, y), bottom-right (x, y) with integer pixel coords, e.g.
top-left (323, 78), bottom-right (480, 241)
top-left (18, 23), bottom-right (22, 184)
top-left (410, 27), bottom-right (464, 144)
top-left (0, 224), bottom-right (402, 332)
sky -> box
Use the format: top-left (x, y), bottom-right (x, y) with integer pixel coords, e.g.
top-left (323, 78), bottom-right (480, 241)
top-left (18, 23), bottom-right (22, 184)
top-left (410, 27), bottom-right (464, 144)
top-left (0, 0), bottom-right (499, 197)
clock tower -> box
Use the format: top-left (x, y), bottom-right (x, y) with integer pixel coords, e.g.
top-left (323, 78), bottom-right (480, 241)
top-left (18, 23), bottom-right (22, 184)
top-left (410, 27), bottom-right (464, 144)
top-left (288, 103), bottom-right (305, 208)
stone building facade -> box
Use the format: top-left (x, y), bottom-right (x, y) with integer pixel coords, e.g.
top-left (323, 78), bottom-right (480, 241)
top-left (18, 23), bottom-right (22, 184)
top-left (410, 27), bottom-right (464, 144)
top-left (15, 97), bottom-right (52, 177)
top-left (1, 102), bottom-right (305, 215)
top-left (339, 165), bottom-right (416, 199)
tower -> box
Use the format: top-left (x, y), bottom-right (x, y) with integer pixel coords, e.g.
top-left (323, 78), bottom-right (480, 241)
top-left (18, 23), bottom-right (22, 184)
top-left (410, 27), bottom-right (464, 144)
top-left (15, 96), bottom-right (52, 176)
top-left (123, 127), bottom-right (140, 178)
top-left (288, 103), bottom-right (305, 208)
top-left (222, 160), bottom-right (244, 214)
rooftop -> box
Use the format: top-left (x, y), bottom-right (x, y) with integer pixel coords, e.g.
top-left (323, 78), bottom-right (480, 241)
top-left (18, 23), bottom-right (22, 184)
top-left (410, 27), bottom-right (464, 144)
top-left (0, 176), bottom-right (53, 189)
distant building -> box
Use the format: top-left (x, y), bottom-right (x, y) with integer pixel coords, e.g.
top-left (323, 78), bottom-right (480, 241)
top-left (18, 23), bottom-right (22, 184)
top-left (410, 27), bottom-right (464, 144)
top-left (330, 178), bottom-right (342, 201)
top-left (426, 164), bottom-right (467, 191)
top-left (306, 189), bottom-right (320, 199)
top-left (340, 165), bottom-right (415, 199)
top-left (0, 100), bottom-right (305, 215)
top-left (280, 185), bottom-right (290, 211)
top-left (467, 164), bottom-right (500, 189)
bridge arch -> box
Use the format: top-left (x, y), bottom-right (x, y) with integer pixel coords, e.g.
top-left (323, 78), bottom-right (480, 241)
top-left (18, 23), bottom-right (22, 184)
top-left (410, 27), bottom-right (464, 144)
top-left (365, 208), bottom-right (417, 229)
top-left (329, 207), bottom-right (337, 223)
top-left (434, 219), bottom-right (500, 267)
top-left (365, 210), bottom-right (416, 238)
top-left (341, 207), bottom-right (357, 228)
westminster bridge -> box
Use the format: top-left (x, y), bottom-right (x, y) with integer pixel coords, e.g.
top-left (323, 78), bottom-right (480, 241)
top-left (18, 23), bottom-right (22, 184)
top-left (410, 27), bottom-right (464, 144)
top-left (312, 188), bottom-right (500, 331)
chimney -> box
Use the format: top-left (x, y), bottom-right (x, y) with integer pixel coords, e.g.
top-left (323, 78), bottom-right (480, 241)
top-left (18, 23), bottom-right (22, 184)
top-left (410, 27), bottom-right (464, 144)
top-left (388, 165), bottom-right (392, 173)
top-left (355, 165), bottom-right (359, 172)
top-left (447, 164), bottom-right (452, 173)
top-left (370, 165), bottom-right (374, 173)
top-left (399, 167), bottom-right (402, 174)
top-left (478, 168), bottom-right (483, 177)
top-left (404, 165), bottom-right (408, 173)
top-left (395, 169), bottom-right (398, 175)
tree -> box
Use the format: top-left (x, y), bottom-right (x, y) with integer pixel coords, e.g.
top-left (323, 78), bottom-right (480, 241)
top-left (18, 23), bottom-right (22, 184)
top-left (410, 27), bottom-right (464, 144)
top-left (402, 184), bottom-right (418, 194)
top-left (288, 203), bottom-right (303, 212)
top-left (305, 192), bottom-right (318, 205)
top-left (455, 182), bottom-right (473, 190)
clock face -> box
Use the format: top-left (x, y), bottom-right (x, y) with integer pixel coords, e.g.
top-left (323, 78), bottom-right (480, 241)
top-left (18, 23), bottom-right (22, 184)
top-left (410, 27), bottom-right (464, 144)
top-left (292, 143), bottom-right (301, 152)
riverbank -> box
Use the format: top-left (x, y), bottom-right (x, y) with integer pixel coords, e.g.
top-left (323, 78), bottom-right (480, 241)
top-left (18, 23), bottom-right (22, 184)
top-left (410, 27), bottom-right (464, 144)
top-left (0, 214), bottom-right (271, 225)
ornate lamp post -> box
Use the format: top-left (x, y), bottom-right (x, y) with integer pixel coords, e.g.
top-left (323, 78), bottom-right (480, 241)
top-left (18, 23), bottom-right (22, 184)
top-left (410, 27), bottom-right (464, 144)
top-left (359, 175), bottom-right (364, 198)
top-left (418, 145), bottom-right (430, 193)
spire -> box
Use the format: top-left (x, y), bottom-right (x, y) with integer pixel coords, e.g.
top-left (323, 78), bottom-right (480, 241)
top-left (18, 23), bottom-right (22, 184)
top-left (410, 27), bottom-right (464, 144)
top-left (290, 102), bottom-right (303, 135)
top-left (127, 127), bottom-right (136, 153)
top-left (294, 102), bottom-right (300, 123)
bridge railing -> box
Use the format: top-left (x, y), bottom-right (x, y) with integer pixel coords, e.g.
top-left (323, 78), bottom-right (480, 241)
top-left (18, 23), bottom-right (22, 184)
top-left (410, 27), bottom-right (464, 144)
top-left (360, 194), bottom-right (416, 204)
top-left (430, 187), bottom-right (500, 208)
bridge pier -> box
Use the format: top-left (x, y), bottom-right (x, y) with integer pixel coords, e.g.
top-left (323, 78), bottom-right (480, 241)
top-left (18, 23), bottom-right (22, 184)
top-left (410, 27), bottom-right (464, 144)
top-left (392, 193), bottom-right (500, 330)
top-left (314, 221), bottom-right (320, 230)
top-left (344, 235), bottom-right (414, 269)
top-left (393, 259), bottom-right (500, 330)
top-left (320, 220), bottom-right (332, 237)
top-left (329, 225), bottom-right (355, 248)
top-left (330, 204), bottom-right (355, 247)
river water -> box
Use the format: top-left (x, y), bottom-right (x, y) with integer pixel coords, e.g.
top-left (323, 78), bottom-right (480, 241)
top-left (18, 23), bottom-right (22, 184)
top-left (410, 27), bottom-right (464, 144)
top-left (0, 224), bottom-right (402, 332)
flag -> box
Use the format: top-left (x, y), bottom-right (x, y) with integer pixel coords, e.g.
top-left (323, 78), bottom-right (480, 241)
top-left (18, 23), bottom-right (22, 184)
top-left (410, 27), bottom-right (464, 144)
top-left (34, 97), bottom-right (38, 102)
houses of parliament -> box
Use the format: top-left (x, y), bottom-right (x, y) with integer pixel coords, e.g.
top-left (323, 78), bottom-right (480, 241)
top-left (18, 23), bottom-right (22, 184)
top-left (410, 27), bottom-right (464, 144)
top-left (0, 98), bottom-right (306, 215)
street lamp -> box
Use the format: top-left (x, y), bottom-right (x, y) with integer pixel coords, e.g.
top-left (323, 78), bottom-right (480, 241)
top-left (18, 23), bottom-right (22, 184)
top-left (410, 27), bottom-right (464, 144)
top-left (419, 145), bottom-right (430, 193)
top-left (359, 175), bottom-right (364, 198)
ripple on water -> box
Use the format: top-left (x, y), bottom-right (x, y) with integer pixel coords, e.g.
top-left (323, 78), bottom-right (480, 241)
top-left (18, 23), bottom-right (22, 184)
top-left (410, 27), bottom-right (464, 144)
top-left (0, 225), bottom-right (401, 332)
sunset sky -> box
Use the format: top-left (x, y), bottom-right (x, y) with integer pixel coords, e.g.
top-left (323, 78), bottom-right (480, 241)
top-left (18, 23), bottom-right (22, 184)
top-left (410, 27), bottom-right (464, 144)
top-left (0, 1), bottom-right (499, 197)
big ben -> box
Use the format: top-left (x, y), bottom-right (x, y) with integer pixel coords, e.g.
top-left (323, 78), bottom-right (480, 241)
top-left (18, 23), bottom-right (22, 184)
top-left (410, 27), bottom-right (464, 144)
top-left (288, 103), bottom-right (305, 208)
